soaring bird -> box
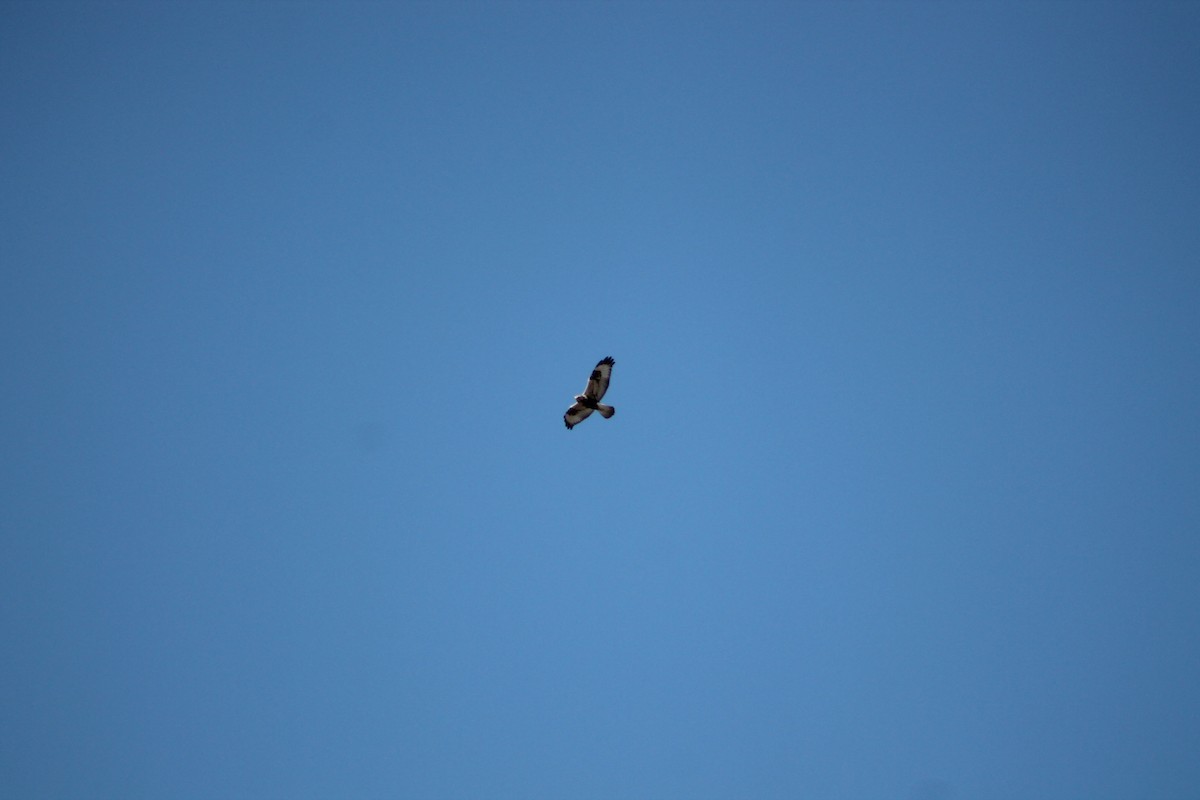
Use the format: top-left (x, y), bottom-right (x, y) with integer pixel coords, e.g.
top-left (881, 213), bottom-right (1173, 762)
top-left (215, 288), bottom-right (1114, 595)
top-left (564, 356), bottom-right (616, 430)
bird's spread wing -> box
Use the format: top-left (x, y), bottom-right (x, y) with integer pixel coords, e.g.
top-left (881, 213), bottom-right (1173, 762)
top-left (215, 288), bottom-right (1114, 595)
top-left (584, 356), bottom-right (615, 400)
top-left (564, 402), bottom-right (593, 430)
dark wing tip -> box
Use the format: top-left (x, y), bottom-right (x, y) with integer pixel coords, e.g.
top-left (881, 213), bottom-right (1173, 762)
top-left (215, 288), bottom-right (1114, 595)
top-left (598, 356), bottom-right (615, 367)
top-left (564, 417), bottom-right (574, 429)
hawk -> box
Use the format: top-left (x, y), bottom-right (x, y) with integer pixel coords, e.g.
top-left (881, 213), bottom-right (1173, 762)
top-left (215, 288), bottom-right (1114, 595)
top-left (564, 356), bottom-right (616, 430)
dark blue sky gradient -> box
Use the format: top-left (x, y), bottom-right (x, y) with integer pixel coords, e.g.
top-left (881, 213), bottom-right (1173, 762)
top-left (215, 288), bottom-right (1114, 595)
top-left (2, 2), bottom-right (1198, 798)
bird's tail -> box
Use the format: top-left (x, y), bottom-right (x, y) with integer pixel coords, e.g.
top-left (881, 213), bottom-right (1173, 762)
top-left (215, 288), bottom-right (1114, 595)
top-left (595, 404), bottom-right (615, 419)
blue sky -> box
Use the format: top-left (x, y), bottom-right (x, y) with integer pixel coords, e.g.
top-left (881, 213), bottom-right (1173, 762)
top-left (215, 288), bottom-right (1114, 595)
top-left (2, 1), bottom-right (1198, 798)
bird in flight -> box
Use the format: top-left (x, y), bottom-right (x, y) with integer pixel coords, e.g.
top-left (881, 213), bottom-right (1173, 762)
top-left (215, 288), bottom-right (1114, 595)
top-left (564, 356), bottom-right (616, 430)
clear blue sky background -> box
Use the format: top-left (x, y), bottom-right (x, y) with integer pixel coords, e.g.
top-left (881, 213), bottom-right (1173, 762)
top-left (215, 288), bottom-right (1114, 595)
top-left (2, 2), bottom-right (1198, 798)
